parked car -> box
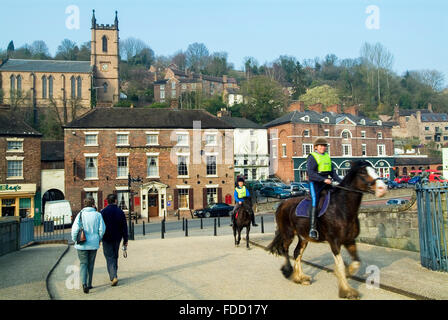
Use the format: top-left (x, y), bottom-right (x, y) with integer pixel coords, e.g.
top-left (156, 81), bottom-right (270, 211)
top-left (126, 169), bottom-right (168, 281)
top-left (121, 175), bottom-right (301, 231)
top-left (407, 176), bottom-right (421, 185)
top-left (245, 180), bottom-right (263, 191)
top-left (394, 175), bottom-right (411, 184)
top-left (193, 203), bottom-right (234, 218)
top-left (379, 178), bottom-right (402, 189)
top-left (292, 182), bottom-right (310, 191)
top-left (428, 174), bottom-right (448, 183)
top-left (44, 200), bottom-right (73, 226)
top-left (386, 198), bottom-right (409, 206)
top-left (260, 186), bottom-right (291, 199)
top-left (288, 185), bottom-right (307, 197)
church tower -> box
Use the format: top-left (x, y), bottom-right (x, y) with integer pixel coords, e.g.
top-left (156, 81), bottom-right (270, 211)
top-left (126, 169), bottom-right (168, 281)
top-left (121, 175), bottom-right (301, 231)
top-left (91, 10), bottom-right (119, 107)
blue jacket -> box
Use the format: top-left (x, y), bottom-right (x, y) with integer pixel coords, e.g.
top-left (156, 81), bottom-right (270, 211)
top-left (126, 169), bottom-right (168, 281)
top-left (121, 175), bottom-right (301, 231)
top-left (71, 207), bottom-right (106, 250)
top-left (100, 204), bottom-right (128, 243)
top-left (306, 153), bottom-right (342, 184)
top-left (234, 186), bottom-right (250, 203)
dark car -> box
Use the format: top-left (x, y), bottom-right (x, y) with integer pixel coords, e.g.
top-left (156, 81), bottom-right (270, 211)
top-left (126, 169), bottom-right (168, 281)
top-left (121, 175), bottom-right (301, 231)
top-left (386, 198), bottom-right (409, 206)
top-left (245, 180), bottom-right (263, 191)
top-left (260, 186), bottom-right (291, 199)
top-left (407, 176), bottom-right (421, 185)
top-left (380, 178), bottom-right (401, 189)
top-left (193, 203), bottom-right (234, 218)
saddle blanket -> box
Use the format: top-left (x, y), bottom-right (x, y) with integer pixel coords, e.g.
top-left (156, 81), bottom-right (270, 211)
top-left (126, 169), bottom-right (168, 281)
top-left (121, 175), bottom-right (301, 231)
top-left (295, 192), bottom-right (330, 218)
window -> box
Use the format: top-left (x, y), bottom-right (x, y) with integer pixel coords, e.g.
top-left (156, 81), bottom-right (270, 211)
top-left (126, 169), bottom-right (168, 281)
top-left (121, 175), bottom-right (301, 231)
top-left (191, 83), bottom-right (196, 90)
top-left (171, 89), bottom-right (176, 98)
top-left (360, 119), bottom-right (366, 125)
top-left (302, 143), bottom-right (313, 156)
top-left (361, 131), bottom-right (366, 138)
top-left (103, 82), bottom-right (108, 93)
top-left (7, 141), bottom-right (23, 152)
top-left (362, 144), bottom-right (367, 156)
top-left (444, 136), bottom-right (448, 141)
top-left (181, 84), bottom-right (186, 90)
top-left (177, 156), bottom-right (188, 176)
top-left (177, 133), bottom-right (189, 146)
top-left (272, 145), bottom-right (277, 159)
top-left (117, 191), bottom-right (129, 211)
top-left (48, 76), bottom-right (53, 98)
top-left (171, 82), bottom-right (176, 89)
top-left (117, 156), bottom-right (129, 178)
top-left (205, 134), bottom-right (217, 146)
top-left (303, 115), bottom-right (310, 122)
top-left (42, 76), bottom-right (47, 99)
top-left (342, 144), bottom-right (352, 156)
top-left (377, 132), bottom-right (383, 139)
top-left (77, 76), bottom-right (82, 99)
top-left (406, 116), bottom-right (410, 122)
top-left (85, 157), bottom-right (98, 179)
top-left (19, 198), bottom-right (31, 218)
top-left (425, 136), bottom-right (432, 141)
top-left (322, 117), bottom-right (329, 123)
top-left (250, 130), bottom-right (254, 136)
top-left (147, 156), bottom-right (159, 177)
top-left (377, 144), bottom-right (386, 156)
top-left (146, 134), bottom-right (158, 145)
top-left (425, 126), bottom-right (429, 131)
top-left (377, 120), bottom-right (382, 126)
top-left (251, 168), bottom-right (257, 180)
top-left (7, 160), bottom-right (23, 178)
top-left (102, 35), bottom-right (108, 52)
top-left (206, 155), bottom-right (217, 176)
top-left (85, 134), bottom-right (98, 146)
top-left (10, 75), bottom-right (15, 92)
top-left (16, 75), bottom-right (22, 92)
top-left (282, 144), bottom-right (287, 157)
top-left (71, 77), bottom-right (76, 98)
top-left (303, 130), bottom-right (310, 137)
top-left (178, 189), bottom-right (189, 209)
top-left (341, 130), bottom-right (351, 139)
top-left (324, 129), bottom-right (330, 137)
top-left (160, 90), bottom-right (165, 99)
top-left (160, 85), bottom-right (165, 90)
top-left (206, 188), bottom-right (218, 206)
top-left (116, 133), bottom-right (129, 146)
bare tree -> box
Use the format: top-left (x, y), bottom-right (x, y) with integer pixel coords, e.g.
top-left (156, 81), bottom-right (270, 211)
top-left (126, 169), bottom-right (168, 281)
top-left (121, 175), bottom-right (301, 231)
top-left (120, 37), bottom-right (150, 61)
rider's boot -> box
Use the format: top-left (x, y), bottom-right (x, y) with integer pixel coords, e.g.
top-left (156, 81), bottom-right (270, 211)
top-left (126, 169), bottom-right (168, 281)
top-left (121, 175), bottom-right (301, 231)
top-left (308, 205), bottom-right (319, 240)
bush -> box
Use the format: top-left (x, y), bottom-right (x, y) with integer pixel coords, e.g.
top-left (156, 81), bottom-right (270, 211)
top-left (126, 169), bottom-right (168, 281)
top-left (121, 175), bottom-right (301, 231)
top-left (114, 100), bottom-right (133, 108)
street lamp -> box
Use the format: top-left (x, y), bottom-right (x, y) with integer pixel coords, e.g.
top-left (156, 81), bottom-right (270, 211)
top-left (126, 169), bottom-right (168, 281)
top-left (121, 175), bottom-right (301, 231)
top-left (128, 173), bottom-right (143, 240)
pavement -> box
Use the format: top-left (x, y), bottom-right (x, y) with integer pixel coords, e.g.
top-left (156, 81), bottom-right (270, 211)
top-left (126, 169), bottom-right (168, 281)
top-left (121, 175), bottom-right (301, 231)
top-left (1, 217), bottom-right (448, 300)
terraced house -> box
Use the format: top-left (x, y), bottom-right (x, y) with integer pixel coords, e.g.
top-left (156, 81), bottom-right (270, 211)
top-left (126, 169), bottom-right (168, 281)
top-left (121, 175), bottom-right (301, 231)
top-left (64, 107), bottom-right (235, 218)
top-left (264, 102), bottom-right (395, 183)
top-left (0, 10), bottom-right (120, 119)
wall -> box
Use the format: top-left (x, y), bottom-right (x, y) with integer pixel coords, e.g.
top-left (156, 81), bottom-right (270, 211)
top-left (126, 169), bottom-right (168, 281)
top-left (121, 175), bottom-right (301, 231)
top-left (0, 217), bottom-right (20, 256)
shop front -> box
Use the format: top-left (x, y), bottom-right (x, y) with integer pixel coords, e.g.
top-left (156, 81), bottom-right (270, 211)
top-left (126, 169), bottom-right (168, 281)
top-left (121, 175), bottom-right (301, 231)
top-left (0, 184), bottom-right (37, 218)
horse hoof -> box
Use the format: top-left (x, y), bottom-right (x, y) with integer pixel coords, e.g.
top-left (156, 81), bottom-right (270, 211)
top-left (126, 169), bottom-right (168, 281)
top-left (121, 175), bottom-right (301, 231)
top-left (293, 274), bottom-right (311, 285)
top-left (339, 287), bottom-right (360, 300)
top-left (281, 265), bottom-right (293, 278)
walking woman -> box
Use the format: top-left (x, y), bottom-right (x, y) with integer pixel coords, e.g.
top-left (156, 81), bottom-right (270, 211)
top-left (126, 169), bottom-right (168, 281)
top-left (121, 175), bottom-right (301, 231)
top-left (71, 197), bottom-right (106, 293)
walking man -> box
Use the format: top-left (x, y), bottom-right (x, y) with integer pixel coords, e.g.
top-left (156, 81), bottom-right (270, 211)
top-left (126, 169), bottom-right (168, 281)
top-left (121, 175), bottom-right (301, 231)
top-left (100, 194), bottom-right (128, 286)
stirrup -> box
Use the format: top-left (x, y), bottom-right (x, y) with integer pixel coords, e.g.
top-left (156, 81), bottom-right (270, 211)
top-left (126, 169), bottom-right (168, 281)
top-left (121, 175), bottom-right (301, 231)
top-left (309, 229), bottom-right (319, 240)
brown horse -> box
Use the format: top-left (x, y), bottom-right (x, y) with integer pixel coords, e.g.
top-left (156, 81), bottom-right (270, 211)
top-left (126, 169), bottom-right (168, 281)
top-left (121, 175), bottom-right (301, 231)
top-left (233, 197), bottom-right (252, 249)
top-left (267, 160), bottom-right (387, 299)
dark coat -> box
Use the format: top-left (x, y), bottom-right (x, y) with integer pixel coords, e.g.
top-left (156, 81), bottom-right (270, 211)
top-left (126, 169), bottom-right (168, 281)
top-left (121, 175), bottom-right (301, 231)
top-left (100, 204), bottom-right (128, 243)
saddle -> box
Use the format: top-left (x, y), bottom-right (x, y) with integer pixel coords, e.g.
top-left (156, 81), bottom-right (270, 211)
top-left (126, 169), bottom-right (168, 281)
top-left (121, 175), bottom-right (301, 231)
top-left (295, 189), bottom-right (331, 218)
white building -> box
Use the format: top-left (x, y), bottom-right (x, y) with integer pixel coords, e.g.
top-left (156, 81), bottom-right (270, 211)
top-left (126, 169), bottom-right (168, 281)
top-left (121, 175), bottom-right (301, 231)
top-left (217, 114), bottom-right (269, 180)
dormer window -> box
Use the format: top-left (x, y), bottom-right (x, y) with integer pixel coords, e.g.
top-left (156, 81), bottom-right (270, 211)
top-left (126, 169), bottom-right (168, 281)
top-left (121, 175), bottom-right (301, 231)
top-left (302, 115), bottom-right (310, 122)
top-left (322, 117), bottom-right (329, 123)
top-left (377, 120), bottom-right (382, 126)
top-left (360, 119), bottom-right (366, 125)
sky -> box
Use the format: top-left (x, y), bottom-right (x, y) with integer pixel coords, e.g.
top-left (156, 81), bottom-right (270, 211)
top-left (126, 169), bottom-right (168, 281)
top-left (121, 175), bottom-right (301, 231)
top-left (1, 0), bottom-right (447, 85)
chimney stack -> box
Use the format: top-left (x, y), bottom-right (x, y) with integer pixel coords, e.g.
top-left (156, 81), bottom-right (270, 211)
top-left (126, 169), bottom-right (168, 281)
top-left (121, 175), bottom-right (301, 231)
top-left (428, 103), bottom-right (433, 113)
top-left (288, 101), bottom-right (305, 112)
top-left (326, 104), bottom-right (342, 114)
top-left (344, 105), bottom-right (359, 116)
top-left (308, 103), bottom-right (323, 113)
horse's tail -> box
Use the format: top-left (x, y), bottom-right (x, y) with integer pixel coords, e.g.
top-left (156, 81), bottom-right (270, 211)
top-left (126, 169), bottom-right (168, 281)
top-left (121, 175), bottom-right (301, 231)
top-left (266, 230), bottom-right (285, 256)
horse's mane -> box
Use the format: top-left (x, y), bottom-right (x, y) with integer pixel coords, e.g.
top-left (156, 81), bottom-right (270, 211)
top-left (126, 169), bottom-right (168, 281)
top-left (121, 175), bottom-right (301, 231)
top-left (339, 160), bottom-right (371, 187)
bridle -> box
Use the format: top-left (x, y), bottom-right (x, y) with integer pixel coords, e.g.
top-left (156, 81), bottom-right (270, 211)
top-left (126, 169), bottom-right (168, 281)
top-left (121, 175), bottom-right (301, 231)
top-left (332, 167), bottom-right (379, 195)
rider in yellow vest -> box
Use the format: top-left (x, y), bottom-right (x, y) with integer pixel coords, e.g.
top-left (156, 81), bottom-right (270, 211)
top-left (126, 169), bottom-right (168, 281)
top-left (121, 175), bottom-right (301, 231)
top-left (306, 138), bottom-right (342, 240)
top-left (230, 176), bottom-right (258, 227)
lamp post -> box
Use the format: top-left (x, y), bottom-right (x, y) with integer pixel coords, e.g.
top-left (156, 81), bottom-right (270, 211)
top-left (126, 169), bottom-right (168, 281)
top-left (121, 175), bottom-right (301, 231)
top-left (128, 173), bottom-right (143, 240)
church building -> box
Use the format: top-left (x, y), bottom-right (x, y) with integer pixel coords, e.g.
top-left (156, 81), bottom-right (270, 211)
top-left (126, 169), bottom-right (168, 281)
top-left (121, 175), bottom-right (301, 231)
top-left (0, 10), bottom-right (120, 117)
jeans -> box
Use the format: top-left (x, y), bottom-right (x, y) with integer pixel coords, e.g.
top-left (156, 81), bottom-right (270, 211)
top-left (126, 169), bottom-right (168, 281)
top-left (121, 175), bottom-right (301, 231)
top-left (102, 240), bottom-right (121, 281)
top-left (77, 249), bottom-right (97, 287)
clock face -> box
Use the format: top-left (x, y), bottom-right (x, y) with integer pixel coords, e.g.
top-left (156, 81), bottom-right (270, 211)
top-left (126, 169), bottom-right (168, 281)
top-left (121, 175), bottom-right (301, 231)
top-left (102, 63), bottom-right (108, 71)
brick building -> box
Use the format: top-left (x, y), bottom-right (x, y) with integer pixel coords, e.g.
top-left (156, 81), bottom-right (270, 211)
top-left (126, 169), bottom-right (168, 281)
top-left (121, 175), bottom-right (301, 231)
top-left (0, 108), bottom-right (42, 218)
top-left (64, 107), bottom-right (235, 218)
top-left (264, 101), bottom-right (395, 183)
top-left (153, 64), bottom-right (238, 106)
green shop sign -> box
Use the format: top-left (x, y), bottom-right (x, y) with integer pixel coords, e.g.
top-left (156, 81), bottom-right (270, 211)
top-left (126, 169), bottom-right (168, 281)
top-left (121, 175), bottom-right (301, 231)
top-left (0, 184), bottom-right (22, 192)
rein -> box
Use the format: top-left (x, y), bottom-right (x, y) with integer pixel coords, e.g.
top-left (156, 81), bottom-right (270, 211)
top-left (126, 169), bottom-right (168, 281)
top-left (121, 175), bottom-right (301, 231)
top-left (332, 176), bottom-right (379, 195)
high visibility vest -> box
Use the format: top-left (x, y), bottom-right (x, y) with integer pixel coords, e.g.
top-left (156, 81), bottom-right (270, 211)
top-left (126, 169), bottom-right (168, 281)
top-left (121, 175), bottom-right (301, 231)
top-left (310, 152), bottom-right (332, 172)
top-left (235, 186), bottom-right (247, 199)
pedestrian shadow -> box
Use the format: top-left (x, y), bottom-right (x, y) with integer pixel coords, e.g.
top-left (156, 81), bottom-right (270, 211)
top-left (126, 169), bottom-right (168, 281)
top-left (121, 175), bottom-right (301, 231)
top-left (90, 253), bottom-right (231, 299)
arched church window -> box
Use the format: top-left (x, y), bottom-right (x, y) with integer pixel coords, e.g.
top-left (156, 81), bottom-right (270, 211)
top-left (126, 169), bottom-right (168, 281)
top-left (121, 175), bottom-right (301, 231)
top-left (70, 76), bottom-right (76, 98)
top-left (16, 75), bottom-right (22, 92)
top-left (103, 82), bottom-right (108, 93)
top-left (42, 76), bottom-right (47, 99)
top-left (77, 76), bottom-right (82, 99)
top-left (102, 36), bottom-right (108, 53)
top-left (10, 75), bottom-right (15, 92)
top-left (48, 76), bottom-right (53, 98)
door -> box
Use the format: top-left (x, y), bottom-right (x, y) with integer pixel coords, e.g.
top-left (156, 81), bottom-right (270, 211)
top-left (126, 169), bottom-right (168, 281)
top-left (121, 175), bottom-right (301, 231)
top-left (148, 193), bottom-right (159, 217)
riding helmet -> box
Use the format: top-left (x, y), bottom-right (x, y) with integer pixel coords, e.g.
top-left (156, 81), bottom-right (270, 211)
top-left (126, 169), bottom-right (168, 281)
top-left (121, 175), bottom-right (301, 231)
top-left (313, 138), bottom-right (328, 146)
top-left (237, 176), bottom-right (245, 183)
